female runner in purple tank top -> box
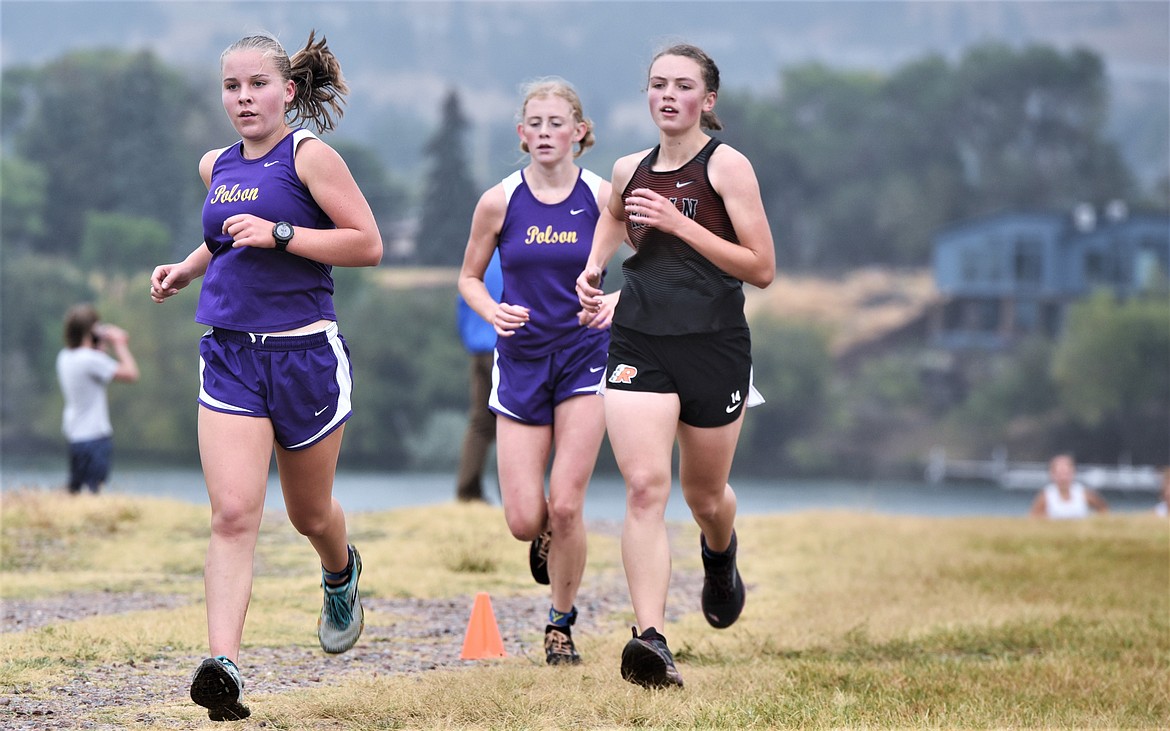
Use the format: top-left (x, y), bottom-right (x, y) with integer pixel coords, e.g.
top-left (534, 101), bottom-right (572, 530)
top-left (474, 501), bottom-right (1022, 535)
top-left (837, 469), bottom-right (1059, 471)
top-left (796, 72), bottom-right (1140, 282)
top-left (458, 78), bottom-right (616, 666)
top-left (149, 32), bottom-right (381, 721)
top-left (577, 44), bottom-right (776, 689)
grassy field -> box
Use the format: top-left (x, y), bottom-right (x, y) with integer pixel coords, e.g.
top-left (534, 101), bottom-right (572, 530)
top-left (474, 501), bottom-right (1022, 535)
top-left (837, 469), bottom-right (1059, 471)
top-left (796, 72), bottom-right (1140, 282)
top-left (1, 489), bottom-right (1167, 729)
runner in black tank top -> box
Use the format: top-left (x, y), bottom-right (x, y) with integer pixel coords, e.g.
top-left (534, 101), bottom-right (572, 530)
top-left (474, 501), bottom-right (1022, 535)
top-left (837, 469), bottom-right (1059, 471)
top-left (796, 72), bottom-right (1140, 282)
top-left (616, 138), bottom-right (747, 335)
top-left (575, 44), bottom-right (776, 690)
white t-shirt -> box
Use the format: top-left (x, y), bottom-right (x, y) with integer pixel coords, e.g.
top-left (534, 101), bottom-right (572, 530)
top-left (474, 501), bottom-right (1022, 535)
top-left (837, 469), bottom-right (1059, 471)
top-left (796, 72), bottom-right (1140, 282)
top-left (1043, 482), bottom-right (1091, 520)
top-left (56, 347), bottom-right (118, 442)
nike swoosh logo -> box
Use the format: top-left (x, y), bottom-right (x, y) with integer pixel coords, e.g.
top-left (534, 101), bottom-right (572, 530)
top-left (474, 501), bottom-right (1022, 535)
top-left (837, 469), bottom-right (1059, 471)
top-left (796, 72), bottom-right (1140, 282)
top-left (314, 406), bottom-right (329, 416)
top-left (675, 180), bottom-right (694, 188)
top-left (725, 401), bottom-right (743, 414)
top-left (590, 366), bottom-right (604, 373)
top-left (570, 208), bottom-right (585, 215)
top-left (264, 161), bottom-right (280, 167)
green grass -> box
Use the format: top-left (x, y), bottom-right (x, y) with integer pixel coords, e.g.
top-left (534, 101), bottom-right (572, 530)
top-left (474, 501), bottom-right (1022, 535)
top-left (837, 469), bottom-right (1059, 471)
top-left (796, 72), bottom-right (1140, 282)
top-left (1, 489), bottom-right (1167, 728)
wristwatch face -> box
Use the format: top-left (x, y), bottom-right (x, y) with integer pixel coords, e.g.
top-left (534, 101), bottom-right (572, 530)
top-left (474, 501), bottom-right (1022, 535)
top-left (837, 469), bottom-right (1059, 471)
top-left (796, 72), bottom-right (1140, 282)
top-left (274, 221), bottom-right (294, 241)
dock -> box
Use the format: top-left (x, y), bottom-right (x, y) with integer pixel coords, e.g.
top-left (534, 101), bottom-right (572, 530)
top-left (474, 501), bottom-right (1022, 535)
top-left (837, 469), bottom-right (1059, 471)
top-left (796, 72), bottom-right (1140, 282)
top-left (925, 448), bottom-right (1164, 491)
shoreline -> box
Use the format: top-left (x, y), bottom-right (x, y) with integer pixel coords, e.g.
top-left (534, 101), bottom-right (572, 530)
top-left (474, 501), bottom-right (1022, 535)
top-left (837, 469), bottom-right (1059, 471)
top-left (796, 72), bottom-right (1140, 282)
top-left (2, 470), bottom-right (1162, 520)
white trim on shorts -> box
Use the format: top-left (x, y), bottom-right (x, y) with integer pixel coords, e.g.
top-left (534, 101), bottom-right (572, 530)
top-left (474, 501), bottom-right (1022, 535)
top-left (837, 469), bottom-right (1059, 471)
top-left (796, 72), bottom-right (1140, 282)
top-left (197, 323), bottom-right (352, 449)
top-left (486, 349), bottom-right (524, 421)
top-left (285, 324), bottom-right (351, 450)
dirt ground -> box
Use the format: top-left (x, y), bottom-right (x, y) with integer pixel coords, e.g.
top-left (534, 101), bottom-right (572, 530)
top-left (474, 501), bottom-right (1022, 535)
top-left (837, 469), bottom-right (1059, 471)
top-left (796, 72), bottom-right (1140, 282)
top-left (1, 525), bottom-right (704, 729)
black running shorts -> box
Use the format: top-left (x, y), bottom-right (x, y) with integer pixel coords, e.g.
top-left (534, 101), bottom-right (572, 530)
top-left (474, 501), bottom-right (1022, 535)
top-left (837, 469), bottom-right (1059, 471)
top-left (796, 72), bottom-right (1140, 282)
top-left (604, 324), bottom-right (753, 428)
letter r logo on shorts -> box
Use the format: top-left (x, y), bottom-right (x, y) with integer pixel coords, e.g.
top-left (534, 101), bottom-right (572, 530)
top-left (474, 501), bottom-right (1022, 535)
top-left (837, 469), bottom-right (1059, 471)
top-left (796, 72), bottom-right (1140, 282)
top-left (609, 364), bottom-right (638, 384)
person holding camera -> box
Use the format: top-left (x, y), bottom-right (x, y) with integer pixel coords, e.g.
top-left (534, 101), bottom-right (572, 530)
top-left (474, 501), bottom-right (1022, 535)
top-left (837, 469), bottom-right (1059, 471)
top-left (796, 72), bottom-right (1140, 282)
top-left (56, 303), bottom-right (140, 494)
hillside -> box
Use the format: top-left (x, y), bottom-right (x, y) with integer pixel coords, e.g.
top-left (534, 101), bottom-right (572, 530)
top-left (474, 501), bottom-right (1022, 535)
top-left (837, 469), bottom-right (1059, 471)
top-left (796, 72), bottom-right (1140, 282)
top-left (745, 268), bottom-right (937, 355)
top-left (372, 264), bottom-right (938, 357)
top-left (1, 1), bottom-right (1165, 187)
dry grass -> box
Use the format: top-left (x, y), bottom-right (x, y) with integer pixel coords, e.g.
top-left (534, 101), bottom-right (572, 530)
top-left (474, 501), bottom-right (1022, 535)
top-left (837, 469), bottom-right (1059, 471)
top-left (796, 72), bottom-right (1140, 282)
top-left (744, 267), bottom-right (937, 354)
top-left (368, 267), bottom-right (460, 290)
top-left (365, 265), bottom-right (939, 355)
top-left (2, 488), bottom-right (1167, 729)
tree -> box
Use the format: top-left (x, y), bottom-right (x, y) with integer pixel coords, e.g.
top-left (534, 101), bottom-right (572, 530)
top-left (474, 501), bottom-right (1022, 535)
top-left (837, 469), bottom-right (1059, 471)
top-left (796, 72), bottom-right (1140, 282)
top-left (0, 156), bottom-right (47, 246)
top-left (93, 278), bottom-right (206, 463)
top-left (8, 49), bottom-right (222, 257)
top-left (0, 254), bottom-right (95, 450)
top-left (332, 140), bottom-right (409, 242)
top-left (735, 317), bottom-right (833, 475)
top-left (942, 337), bottom-right (1060, 457)
top-left (339, 283), bottom-right (467, 468)
top-left (719, 42), bottom-right (1133, 271)
top-left (952, 44), bottom-right (1132, 216)
top-left (1051, 292), bottom-right (1170, 462)
top-left (414, 88), bottom-right (479, 266)
top-left (79, 211), bottom-right (170, 275)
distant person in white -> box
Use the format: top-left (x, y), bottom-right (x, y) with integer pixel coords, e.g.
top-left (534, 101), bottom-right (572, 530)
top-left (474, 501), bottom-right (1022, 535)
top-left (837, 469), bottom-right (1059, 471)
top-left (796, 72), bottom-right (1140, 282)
top-left (56, 303), bottom-right (139, 494)
top-left (1029, 453), bottom-right (1108, 519)
top-left (1154, 469), bottom-right (1169, 517)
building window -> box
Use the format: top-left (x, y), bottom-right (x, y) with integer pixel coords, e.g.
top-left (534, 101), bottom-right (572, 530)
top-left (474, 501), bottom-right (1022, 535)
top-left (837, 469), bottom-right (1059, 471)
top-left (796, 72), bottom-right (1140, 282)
top-left (1137, 246), bottom-right (1165, 288)
top-left (960, 247), bottom-right (980, 283)
top-left (1015, 300), bottom-right (1039, 332)
top-left (962, 298), bottom-right (1000, 332)
top-left (1085, 247), bottom-right (1122, 285)
top-left (1014, 238), bottom-right (1042, 284)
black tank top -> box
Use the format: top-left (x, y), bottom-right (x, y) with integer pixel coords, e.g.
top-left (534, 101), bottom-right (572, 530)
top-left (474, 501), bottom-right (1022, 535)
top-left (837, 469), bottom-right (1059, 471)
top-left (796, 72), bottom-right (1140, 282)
top-left (614, 138), bottom-right (747, 335)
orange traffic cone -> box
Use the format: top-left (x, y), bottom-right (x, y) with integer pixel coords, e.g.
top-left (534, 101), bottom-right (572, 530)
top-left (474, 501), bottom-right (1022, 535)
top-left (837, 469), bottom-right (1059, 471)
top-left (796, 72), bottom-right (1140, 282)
top-left (460, 591), bottom-right (506, 660)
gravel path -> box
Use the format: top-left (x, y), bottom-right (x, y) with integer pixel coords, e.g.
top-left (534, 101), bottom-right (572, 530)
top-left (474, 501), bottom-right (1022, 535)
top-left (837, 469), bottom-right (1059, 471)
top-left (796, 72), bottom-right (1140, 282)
top-left (1, 523), bottom-right (706, 729)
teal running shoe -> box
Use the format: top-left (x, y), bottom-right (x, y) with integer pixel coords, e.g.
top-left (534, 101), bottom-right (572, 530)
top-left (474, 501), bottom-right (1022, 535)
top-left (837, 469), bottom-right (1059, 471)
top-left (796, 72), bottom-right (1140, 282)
top-left (190, 655), bottom-right (250, 722)
top-left (318, 545), bottom-right (364, 654)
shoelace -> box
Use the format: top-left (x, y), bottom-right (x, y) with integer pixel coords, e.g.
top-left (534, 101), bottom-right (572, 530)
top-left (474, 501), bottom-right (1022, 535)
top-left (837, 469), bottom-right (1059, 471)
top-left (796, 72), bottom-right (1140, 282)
top-left (646, 638), bottom-right (669, 657)
top-left (323, 581), bottom-right (353, 626)
top-left (535, 531), bottom-right (551, 564)
top-left (707, 562), bottom-right (738, 599)
top-left (546, 629), bottom-right (575, 655)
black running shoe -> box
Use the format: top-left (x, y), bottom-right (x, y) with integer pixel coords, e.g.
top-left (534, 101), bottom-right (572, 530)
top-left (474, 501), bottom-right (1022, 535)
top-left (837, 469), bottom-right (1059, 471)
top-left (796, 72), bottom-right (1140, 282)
top-left (529, 529), bottom-right (551, 585)
top-left (190, 655), bottom-right (251, 722)
top-left (544, 624), bottom-right (582, 665)
top-left (700, 531), bottom-right (745, 629)
top-left (620, 626), bottom-right (684, 688)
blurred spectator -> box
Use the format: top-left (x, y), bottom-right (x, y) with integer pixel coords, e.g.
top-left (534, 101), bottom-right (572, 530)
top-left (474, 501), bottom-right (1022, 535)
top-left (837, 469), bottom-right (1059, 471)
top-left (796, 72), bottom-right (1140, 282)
top-left (56, 304), bottom-right (139, 494)
top-left (1154, 468), bottom-right (1169, 517)
top-left (1029, 453), bottom-right (1108, 519)
top-left (454, 250), bottom-right (502, 502)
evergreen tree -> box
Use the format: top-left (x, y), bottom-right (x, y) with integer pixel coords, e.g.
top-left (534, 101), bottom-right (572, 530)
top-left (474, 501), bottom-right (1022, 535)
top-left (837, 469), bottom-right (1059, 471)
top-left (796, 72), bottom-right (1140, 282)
top-left (415, 88), bottom-right (478, 266)
top-left (9, 49), bottom-right (222, 258)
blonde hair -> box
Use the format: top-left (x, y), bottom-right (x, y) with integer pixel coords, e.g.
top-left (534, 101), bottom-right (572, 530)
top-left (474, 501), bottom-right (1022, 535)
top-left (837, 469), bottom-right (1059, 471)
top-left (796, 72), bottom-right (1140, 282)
top-left (516, 77), bottom-right (595, 159)
top-left (649, 43), bottom-right (723, 131)
top-left (221, 30), bottom-right (348, 134)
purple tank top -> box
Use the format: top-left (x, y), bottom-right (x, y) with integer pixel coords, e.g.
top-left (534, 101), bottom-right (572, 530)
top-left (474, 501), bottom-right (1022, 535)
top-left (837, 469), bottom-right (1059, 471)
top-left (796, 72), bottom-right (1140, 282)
top-left (496, 168), bottom-right (605, 359)
top-left (196, 129), bottom-right (337, 331)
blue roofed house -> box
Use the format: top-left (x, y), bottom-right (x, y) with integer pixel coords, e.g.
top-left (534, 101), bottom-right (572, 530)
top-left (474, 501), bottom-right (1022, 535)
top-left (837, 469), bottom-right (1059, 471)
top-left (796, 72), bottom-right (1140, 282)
top-left (929, 204), bottom-right (1170, 350)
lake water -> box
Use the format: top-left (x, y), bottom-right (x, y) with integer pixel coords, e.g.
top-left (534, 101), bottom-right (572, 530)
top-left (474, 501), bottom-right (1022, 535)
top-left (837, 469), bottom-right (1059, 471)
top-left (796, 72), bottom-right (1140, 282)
top-left (1, 464), bottom-right (1161, 519)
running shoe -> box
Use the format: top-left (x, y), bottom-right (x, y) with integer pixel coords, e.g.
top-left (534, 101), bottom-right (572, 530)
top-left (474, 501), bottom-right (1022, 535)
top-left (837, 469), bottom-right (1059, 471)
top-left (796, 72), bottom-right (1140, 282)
top-left (529, 528), bottom-right (551, 585)
top-left (620, 626), bottom-right (684, 688)
top-left (700, 531), bottom-right (745, 629)
top-left (318, 545), bottom-right (365, 654)
top-left (544, 625), bottom-right (582, 665)
top-left (190, 655), bottom-right (250, 722)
